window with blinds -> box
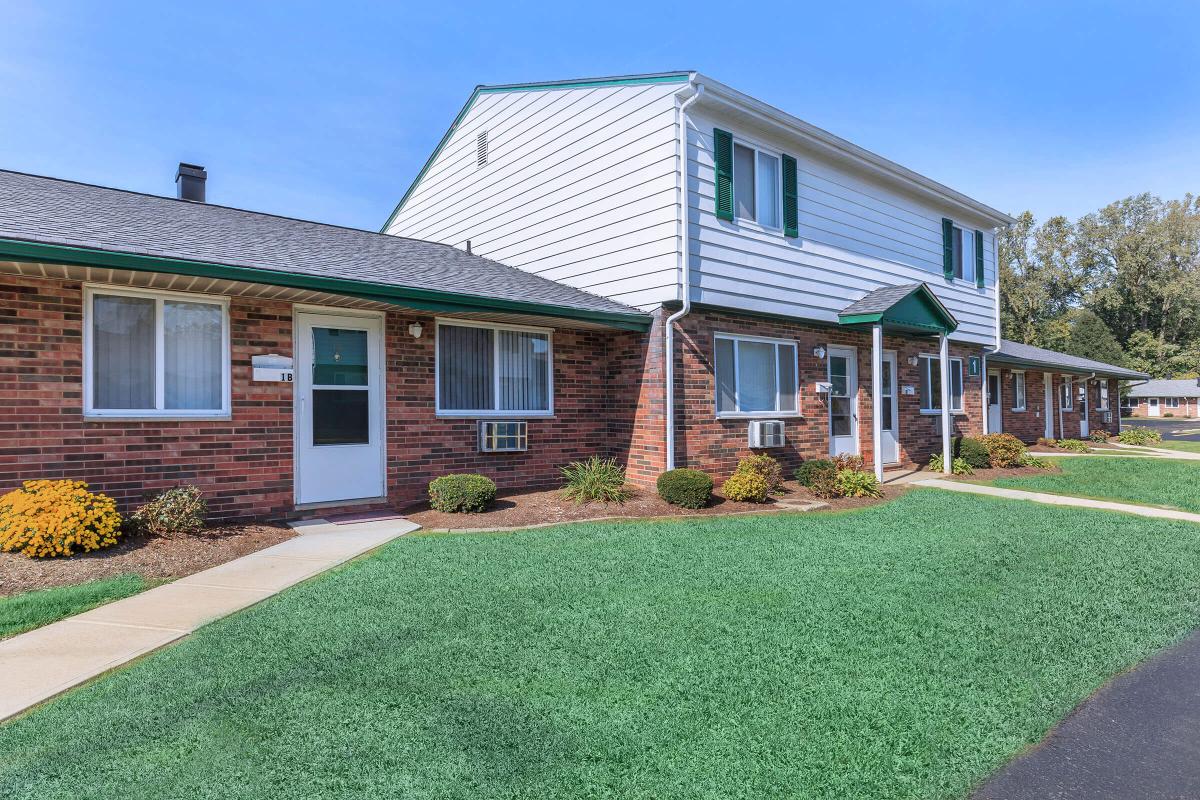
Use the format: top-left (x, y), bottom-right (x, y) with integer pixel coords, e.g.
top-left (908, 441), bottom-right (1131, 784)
top-left (437, 321), bottom-right (552, 415)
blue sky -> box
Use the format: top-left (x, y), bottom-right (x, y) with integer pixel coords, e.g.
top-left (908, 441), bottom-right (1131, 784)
top-left (2, 1), bottom-right (1196, 230)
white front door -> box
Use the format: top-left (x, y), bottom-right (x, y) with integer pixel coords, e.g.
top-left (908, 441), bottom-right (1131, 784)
top-left (828, 346), bottom-right (859, 456)
top-left (987, 371), bottom-right (1003, 433)
top-left (1044, 372), bottom-right (1055, 438)
top-left (880, 352), bottom-right (899, 464)
top-left (1079, 382), bottom-right (1090, 438)
top-left (295, 311), bottom-right (386, 505)
top-left (1148, 398), bottom-right (1160, 417)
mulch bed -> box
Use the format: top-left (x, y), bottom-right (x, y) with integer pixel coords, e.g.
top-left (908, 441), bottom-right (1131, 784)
top-left (0, 524), bottom-right (295, 597)
top-left (404, 479), bottom-right (902, 531)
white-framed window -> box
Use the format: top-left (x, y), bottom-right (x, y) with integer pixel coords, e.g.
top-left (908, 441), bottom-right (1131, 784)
top-left (714, 333), bottom-right (799, 417)
top-left (919, 355), bottom-right (964, 413)
top-left (1012, 371), bottom-right (1027, 411)
top-left (732, 139), bottom-right (782, 229)
top-left (1098, 382), bottom-right (1110, 411)
top-left (1060, 376), bottom-right (1073, 410)
top-left (950, 225), bottom-right (975, 282)
top-left (1165, 397), bottom-right (1180, 409)
top-left (436, 319), bottom-right (552, 416)
top-left (83, 285), bottom-right (230, 418)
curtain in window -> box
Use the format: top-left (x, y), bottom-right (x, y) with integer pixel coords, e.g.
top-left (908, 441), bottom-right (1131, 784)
top-left (715, 338), bottom-right (736, 413)
top-left (737, 341), bottom-right (777, 411)
top-left (93, 294), bottom-right (155, 409)
top-left (756, 152), bottom-right (780, 228)
top-left (733, 143), bottom-right (756, 220)
top-left (439, 325), bottom-right (494, 411)
top-left (498, 330), bottom-right (549, 411)
top-left (777, 344), bottom-right (796, 412)
top-left (164, 301), bottom-right (222, 410)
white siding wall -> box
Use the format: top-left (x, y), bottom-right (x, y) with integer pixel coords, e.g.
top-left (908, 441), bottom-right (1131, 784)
top-left (385, 83), bottom-right (683, 310)
top-left (686, 108), bottom-right (1000, 346)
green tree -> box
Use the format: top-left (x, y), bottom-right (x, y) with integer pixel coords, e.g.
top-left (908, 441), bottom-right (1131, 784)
top-left (998, 212), bottom-right (1084, 346)
top-left (1062, 309), bottom-right (1125, 366)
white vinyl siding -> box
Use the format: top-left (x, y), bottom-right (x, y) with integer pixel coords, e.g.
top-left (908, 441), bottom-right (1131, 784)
top-left (386, 83), bottom-right (683, 310)
top-left (714, 334), bottom-right (798, 417)
top-left (436, 320), bottom-right (552, 416)
top-left (919, 355), bottom-right (964, 413)
top-left (1012, 372), bottom-right (1027, 411)
top-left (84, 285), bottom-right (230, 419)
top-left (688, 109), bottom-right (999, 346)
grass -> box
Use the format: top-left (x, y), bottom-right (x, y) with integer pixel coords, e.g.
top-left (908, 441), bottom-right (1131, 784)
top-left (2, 491), bottom-right (1200, 799)
top-left (993, 455), bottom-right (1200, 513)
top-left (0, 574), bottom-right (149, 639)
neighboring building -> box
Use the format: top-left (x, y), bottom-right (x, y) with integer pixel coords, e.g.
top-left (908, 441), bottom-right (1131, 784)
top-left (0, 72), bottom-right (1147, 521)
top-left (1124, 379), bottom-right (1200, 418)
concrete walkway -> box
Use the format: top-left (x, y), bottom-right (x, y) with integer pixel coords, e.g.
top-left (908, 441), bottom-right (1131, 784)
top-left (1108, 442), bottom-right (1200, 460)
top-left (974, 627), bottom-right (1200, 799)
top-left (0, 517), bottom-right (417, 722)
top-left (915, 479), bottom-right (1200, 524)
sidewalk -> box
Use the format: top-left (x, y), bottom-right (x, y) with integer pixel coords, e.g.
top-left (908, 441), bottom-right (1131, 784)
top-left (914, 479), bottom-right (1200, 524)
top-left (0, 517), bottom-right (417, 722)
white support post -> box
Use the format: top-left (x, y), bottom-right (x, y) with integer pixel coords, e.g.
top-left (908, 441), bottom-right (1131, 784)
top-left (940, 333), bottom-right (952, 474)
top-left (872, 323), bottom-right (884, 483)
top-left (981, 354), bottom-right (989, 434)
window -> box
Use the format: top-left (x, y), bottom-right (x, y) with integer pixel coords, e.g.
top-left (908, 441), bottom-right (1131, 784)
top-left (1098, 382), bottom-right (1110, 411)
top-left (436, 321), bottom-right (551, 415)
top-left (1165, 397), bottom-right (1180, 409)
top-left (1060, 377), bottom-right (1073, 410)
top-left (950, 226), bottom-right (974, 281)
top-left (84, 286), bottom-right (229, 418)
top-left (732, 141), bottom-right (781, 228)
top-left (919, 355), bottom-right (964, 413)
top-left (1012, 372), bottom-right (1026, 411)
top-left (714, 334), bottom-right (798, 416)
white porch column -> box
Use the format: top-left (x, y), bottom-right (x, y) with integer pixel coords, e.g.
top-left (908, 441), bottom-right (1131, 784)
top-left (980, 354), bottom-right (989, 434)
top-left (939, 333), bottom-right (952, 474)
top-left (872, 323), bottom-right (884, 482)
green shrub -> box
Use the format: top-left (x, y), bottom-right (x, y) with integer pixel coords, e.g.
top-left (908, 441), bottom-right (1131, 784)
top-left (1089, 430), bottom-right (1111, 443)
top-left (734, 454), bottom-right (784, 493)
top-left (835, 469), bottom-right (883, 498)
top-left (832, 453), bottom-right (865, 472)
top-left (955, 436), bottom-right (992, 469)
top-left (978, 433), bottom-right (1027, 468)
top-left (929, 454), bottom-right (974, 475)
top-left (1036, 437), bottom-right (1057, 448)
top-left (1020, 453), bottom-right (1054, 469)
top-left (1117, 426), bottom-right (1162, 445)
top-left (795, 459), bottom-right (836, 488)
top-left (656, 469), bottom-right (713, 509)
top-left (808, 470), bottom-right (841, 499)
top-left (131, 486), bottom-right (207, 538)
top-left (1164, 412), bottom-right (1175, 418)
top-left (1058, 439), bottom-right (1090, 453)
top-left (428, 474), bottom-right (497, 513)
top-left (721, 470), bottom-right (770, 503)
top-left (560, 457), bottom-right (628, 504)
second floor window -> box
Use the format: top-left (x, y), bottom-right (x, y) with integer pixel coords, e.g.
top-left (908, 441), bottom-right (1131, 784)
top-left (950, 225), bottom-right (975, 281)
top-left (733, 142), bottom-right (780, 229)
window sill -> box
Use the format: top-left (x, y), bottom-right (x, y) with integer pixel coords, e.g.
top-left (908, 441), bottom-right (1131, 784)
top-left (1011, 408), bottom-right (1027, 413)
top-left (84, 413), bottom-right (232, 422)
top-left (919, 410), bottom-right (967, 416)
top-left (716, 413), bottom-right (803, 420)
top-left (436, 411), bottom-right (554, 419)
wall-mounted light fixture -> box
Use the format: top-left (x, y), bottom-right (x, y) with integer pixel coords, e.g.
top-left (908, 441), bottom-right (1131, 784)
top-left (812, 346), bottom-right (826, 360)
top-left (408, 322), bottom-right (424, 339)
top-left (907, 355), bottom-right (920, 366)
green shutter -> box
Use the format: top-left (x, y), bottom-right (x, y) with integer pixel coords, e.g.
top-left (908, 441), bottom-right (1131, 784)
top-left (941, 218), bottom-right (954, 279)
top-left (713, 128), bottom-right (733, 221)
top-left (974, 229), bottom-right (985, 288)
top-left (782, 154), bottom-right (799, 237)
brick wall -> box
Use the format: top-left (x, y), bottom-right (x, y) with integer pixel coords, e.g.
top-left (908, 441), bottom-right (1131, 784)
top-left (997, 371), bottom-right (1121, 442)
top-left (670, 308), bottom-right (984, 479)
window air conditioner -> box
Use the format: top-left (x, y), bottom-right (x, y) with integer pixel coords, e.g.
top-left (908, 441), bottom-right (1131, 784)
top-left (748, 420), bottom-right (785, 449)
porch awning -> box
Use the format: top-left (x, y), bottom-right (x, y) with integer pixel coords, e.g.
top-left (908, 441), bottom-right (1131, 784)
top-left (837, 282), bottom-right (957, 336)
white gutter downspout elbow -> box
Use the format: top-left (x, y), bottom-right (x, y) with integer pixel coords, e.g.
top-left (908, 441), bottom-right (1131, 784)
top-left (665, 80), bottom-right (702, 471)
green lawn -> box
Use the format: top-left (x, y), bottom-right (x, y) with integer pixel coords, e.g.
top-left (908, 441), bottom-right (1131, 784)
top-left (0, 574), bottom-right (149, 639)
top-left (1148, 439), bottom-right (1200, 454)
top-left (994, 455), bottom-right (1200, 513)
top-left (2, 491), bottom-right (1200, 799)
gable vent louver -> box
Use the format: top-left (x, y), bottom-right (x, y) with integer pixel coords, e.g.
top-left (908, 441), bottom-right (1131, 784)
top-left (476, 130), bottom-right (488, 168)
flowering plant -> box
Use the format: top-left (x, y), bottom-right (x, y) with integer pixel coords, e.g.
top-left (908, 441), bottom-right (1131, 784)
top-left (0, 480), bottom-right (122, 558)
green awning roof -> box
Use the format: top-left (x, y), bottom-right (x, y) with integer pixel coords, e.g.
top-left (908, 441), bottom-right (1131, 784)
top-left (837, 283), bottom-right (957, 335)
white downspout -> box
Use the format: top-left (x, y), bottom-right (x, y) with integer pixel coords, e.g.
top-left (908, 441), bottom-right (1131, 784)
top-left (665, 80), bottom-right (703, 471)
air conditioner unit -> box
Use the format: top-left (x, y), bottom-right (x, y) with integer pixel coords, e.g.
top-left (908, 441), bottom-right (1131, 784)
top-left (478, 420), bottom-right (528, 452)
top-left (1103, 411), bottom-right (1112, 423)
top-left (748, 420), bottom-right (785, 449)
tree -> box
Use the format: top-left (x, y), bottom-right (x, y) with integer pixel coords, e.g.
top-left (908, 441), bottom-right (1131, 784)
top-left (1062, 309), bottom-right (1125, 367)
top-left (998, 212), bottom-right (1085, 346)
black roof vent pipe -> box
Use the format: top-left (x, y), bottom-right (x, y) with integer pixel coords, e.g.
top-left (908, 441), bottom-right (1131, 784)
top-left (175, 162), bottom-right (207, 202)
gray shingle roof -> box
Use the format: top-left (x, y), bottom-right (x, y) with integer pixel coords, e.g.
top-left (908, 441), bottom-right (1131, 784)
top-left (1124, 379), bottom-right (1200, 398)
top-left (839, 283), bottom-right (926, 317)
top-left (0, 169), bottom-right (646, 322)
top-left (991, 339), bottom-right (1148, 379)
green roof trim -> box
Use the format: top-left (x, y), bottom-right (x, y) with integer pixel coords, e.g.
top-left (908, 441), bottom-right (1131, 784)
top-left (838, 284), bottom-right (958, 335)
top-left (380, 72), bottom-right (692, 232)
top-left (0, 238), bottom-right (651, 331)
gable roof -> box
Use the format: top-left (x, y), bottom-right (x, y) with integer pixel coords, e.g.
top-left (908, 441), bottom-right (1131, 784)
top-left (0, 169), bottom-right (649, 329)
top-left (990, 339), bottom-right (1148, 380)
top-left (1125, 379), bottom-right (1200, 398)
top-left (838, 283), bottom-right (957, 335)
